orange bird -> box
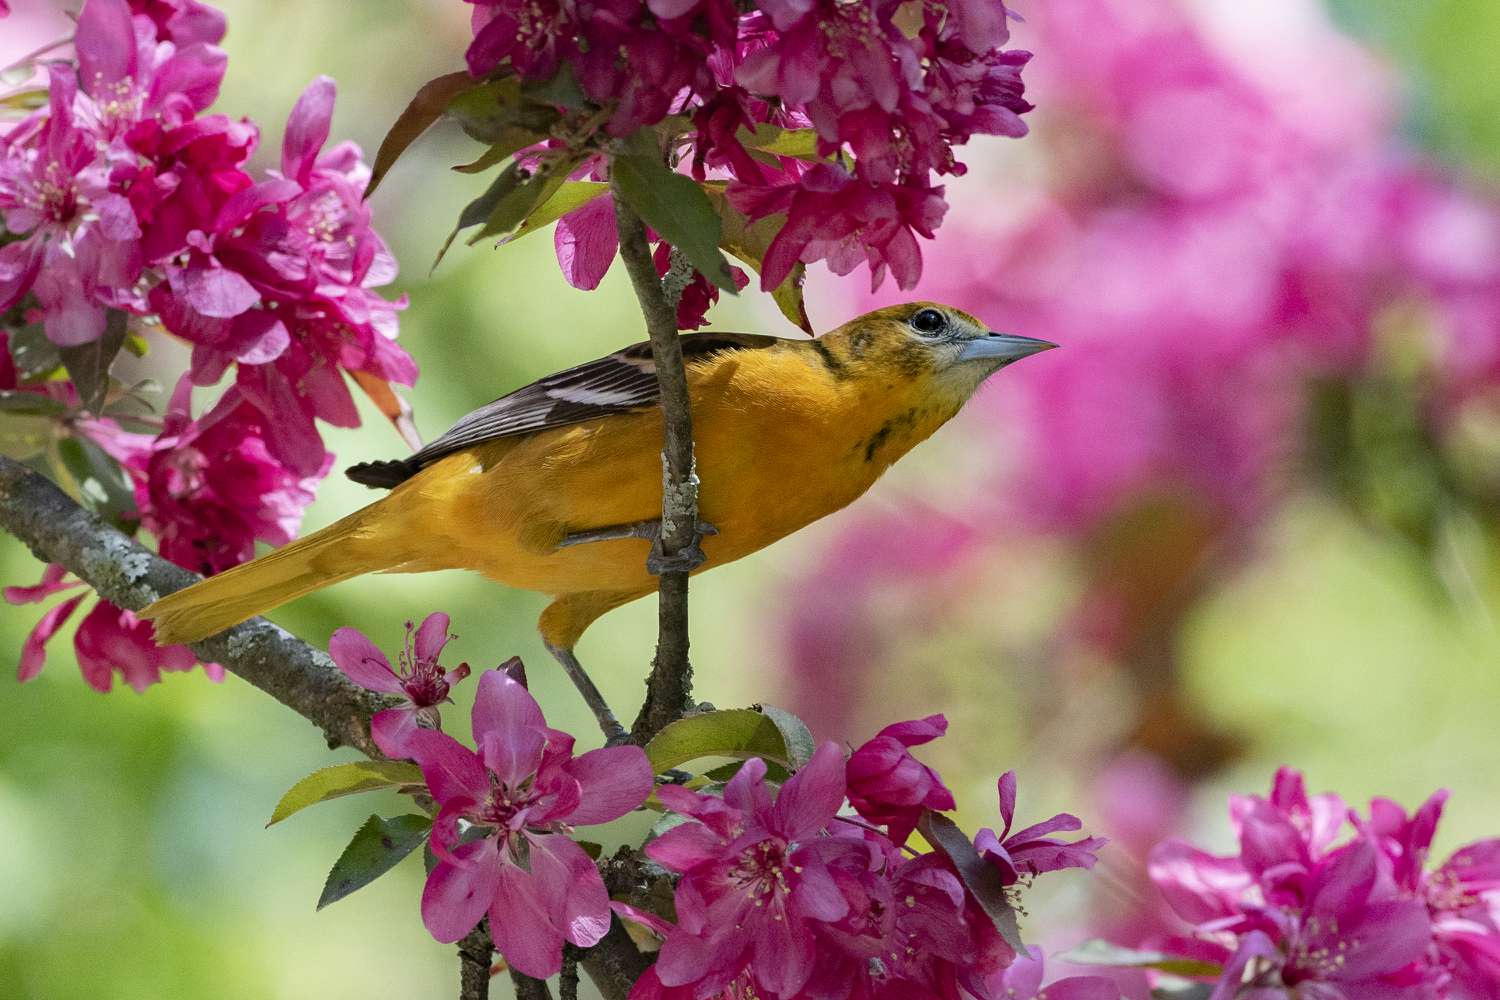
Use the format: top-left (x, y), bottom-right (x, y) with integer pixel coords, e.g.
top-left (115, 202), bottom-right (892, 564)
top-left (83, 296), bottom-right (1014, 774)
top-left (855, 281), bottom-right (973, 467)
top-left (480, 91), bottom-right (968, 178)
top-left (143, 303), bottom-right (1054, 707)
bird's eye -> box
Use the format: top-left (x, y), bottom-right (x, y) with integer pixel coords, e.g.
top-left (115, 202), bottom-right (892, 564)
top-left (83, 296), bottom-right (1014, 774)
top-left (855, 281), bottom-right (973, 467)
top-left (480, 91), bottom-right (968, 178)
top-left (909, 308), bottom-right (947, 336)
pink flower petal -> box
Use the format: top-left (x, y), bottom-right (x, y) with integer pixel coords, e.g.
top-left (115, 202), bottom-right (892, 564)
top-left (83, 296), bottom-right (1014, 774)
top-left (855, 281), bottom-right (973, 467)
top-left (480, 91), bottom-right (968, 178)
top-left (327, 627), bottom-right (403, 694)
top-left (554, 197), bottom-right (618, 291)
top-left (529, 834), bottom-right (611, 948)
top-left (422, 838), bottom-right (502, 943)
top-left (405, 728), bottom-right (490, 805)
top-left (282, 76), bottom-right (335, 184)
top-left (472, 669), bottom-right (547, 785)
top-left (771, 741), bottom-right (847, 841)
top-left (75, 0), bottom-right (136, 96)
top-left (170, 263), bottom-right (260, 319)
top-left (489, 860), bottom-right (566, 978)
top-left (562, 745), bottom-right (653, 825)
top-left (18, 594), bottom-right (85, 682)
top-left (370, 707), bottom-right (420, 758)
top-left (413, 611), bottom-right (451, 663)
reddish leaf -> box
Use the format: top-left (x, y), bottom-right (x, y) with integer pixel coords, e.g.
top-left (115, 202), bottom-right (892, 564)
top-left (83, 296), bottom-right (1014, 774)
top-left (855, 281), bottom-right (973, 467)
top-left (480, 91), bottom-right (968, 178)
top-left (918, 810), bottom-right (1026, 953)
top-left (350, 370), bottom-right (421, 450)
top-left (366, 70), bottom-right (473, 199)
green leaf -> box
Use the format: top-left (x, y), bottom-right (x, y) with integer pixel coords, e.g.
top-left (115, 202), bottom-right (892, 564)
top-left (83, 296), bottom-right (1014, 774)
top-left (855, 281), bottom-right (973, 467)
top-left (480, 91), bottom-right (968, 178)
top-left (0, 414), bottom-right (53, 461)
top-left (366, 70), bottom-right (475, 199)
top-left (917, 811), bottom-right (1025, 953)
top-left (1059, 941), bottom-right (1223, 978)
top-left (433, 161), bottom-right (525, 270)
top-left (612, 134), bottom-right (737, 291)
top-left (317, 814), bottom-right (431, 910)
top-left (756, 704), bottom-right (815, 769)
top-left (451, 132), bottom-right (538, 174)
top-left (501, 181), bottom-right (610, 244)
top-left (521, 63), bottom-right (587, 110)
top-left (738, 124), bottom-right (823, 161)
top-left (1152, 985), bottom-right (1214, 1000)
top-left (57, 309), bottom-right (127, 415)
top-left (0, 392), bottom-right (67, 417)
top-left (705, 189), bottom-right (811, 333)
top-left (55, 436), bottom-right (137, 530)
top-left (467, 164), bottom-right (571, 245)
top-left (268, 761), bottom-right (424, 826)
top-left (446, 77), bottom-right (557, 143)
top-left (701, 759), bottom-right (790, 784)
top-left (8, 323), bottom-right (62, 382)
top-left (644, 708), bottom-right (807, 774)
top-left (0, 88), bottom-right (48, 112)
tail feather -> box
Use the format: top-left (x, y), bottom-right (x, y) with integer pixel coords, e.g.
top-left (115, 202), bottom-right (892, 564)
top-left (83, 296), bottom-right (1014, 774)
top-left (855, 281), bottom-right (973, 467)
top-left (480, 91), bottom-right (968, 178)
top-left (143, 506), bottom-right (404, 645)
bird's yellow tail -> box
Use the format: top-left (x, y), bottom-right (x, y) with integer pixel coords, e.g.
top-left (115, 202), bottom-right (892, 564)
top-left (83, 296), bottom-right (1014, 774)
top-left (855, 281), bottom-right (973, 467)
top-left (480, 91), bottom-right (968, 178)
top-left (143, 503), bottom-right (409, 646)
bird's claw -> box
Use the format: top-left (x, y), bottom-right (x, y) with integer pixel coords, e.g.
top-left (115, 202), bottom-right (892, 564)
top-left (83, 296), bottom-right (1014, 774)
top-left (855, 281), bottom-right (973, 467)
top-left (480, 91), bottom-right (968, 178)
top-left (647, 521), bottom-right (717, 576)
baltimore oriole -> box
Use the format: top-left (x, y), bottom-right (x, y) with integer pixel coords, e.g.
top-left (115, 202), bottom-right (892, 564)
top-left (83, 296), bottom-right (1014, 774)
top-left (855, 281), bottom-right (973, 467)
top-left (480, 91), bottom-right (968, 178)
top-left (143, 303), bottom-right (1053, 665)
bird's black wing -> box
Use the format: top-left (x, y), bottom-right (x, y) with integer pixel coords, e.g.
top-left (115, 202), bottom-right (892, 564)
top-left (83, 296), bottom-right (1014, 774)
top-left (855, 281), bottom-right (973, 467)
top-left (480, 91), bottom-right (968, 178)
top-left (346, 332), bottom-right (783, 488)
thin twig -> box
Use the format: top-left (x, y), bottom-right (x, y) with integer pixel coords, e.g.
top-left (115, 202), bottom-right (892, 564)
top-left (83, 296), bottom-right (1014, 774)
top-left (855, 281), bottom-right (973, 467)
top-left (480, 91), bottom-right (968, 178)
top-left (612, 191), bottom-right (699, 742)
top-left (459, 925), bottom-right (495, 1000)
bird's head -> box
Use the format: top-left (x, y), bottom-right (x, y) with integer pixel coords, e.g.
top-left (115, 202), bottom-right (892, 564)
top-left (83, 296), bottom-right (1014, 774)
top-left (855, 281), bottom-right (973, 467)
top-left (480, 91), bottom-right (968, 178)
top-left (816, 302), bottom-right (1057, 403)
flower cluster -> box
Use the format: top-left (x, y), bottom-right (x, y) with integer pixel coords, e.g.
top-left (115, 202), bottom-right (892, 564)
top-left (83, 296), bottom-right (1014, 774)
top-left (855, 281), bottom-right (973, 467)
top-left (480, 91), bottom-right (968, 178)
top-left (459, 0), bottom-right (1033, 295)
top-left (321, 615), bottom-right (1110, 998)
top-left (1141, 768), bottom-right (1500, 997)
top-left (632, 715), bottom-right (1107, 1000)
top-left (2, 0), bottom-right (409, 690)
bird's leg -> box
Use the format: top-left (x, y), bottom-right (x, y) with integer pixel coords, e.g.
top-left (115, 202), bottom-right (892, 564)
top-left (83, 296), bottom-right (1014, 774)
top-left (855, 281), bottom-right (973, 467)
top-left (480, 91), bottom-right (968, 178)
top-left (544, 641), bottom-right (628, 744)
top-left (556, 519), bottom-right (719, 575)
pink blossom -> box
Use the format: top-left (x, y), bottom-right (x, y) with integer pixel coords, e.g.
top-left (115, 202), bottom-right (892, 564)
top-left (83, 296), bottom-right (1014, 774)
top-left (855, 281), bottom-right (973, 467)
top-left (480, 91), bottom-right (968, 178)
top-left (6, 564), bottom-right (218, 690)
top-left (845, 713), bottom-right (955, 846)
top-left (652, 240), bottom-right (747, 329)
top-left (329, 612), bottom-right (472, 756)
top-left (976, 771), bottom-right (1107, 886)
top-left (0, 67), bottom-right (143, 345)
top-left (1148, 769), bottom-right (1439, 997)
top-left (732, 163), bottom-right (947, 291)
top-left (645, 743), bottom-right (866, 998)
top-left (1360, 789), bottom-right (1500, 997)
top-left (109, 377), bottom-right (329, 576)
top-left (395, 669), bottom-right (652, 978)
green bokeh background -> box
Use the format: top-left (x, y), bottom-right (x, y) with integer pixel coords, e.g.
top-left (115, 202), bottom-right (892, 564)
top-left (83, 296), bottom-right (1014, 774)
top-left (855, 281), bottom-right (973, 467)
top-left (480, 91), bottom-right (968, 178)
top-left (3, 2), bottom-right (1500, 997)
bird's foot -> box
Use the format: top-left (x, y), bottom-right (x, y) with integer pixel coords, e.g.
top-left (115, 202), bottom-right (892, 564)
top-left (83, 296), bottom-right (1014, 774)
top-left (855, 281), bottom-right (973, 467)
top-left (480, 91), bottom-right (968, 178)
top-left (647, 521), bottom-right (717, 576)
top-left (557, 518), bottom-right (718, 575)
top-left (543, 642), bottom-right (627, 744)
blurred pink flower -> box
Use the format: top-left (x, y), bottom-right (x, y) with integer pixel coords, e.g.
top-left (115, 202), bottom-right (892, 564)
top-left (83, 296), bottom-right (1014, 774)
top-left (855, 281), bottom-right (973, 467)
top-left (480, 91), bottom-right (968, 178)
top-left (397, 669), bottom-right (652, 978)
top-left (845, 713), bottom-right (956, 846)
top-left (986, 947), bottom-right (1121, 1000)
top-left (329, 612), bottom-right (472, 755)
top-left (1147, 768), bottom-right (1440, 997)
top-left (1361, 789), bottom-right (1500, 997)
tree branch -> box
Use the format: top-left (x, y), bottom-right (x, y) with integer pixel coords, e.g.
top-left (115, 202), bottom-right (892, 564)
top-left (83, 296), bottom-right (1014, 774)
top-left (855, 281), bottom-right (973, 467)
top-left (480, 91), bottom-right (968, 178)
top-left (612, 192), bottom-right (699, 742)
top-left (0, 454), bottom-right (655, 997)
top-left (0, 455), bottom-right (385, 754)
top-left (460, 925), bottom-right (496, 1000)
top-left (508, 970), bottom-right (552, 1000)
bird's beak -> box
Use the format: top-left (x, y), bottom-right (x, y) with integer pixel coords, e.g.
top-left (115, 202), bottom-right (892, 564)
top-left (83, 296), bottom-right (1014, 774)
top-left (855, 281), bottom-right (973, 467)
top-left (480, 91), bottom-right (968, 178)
top-left (957, 332), bottom-right (1059, 365)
